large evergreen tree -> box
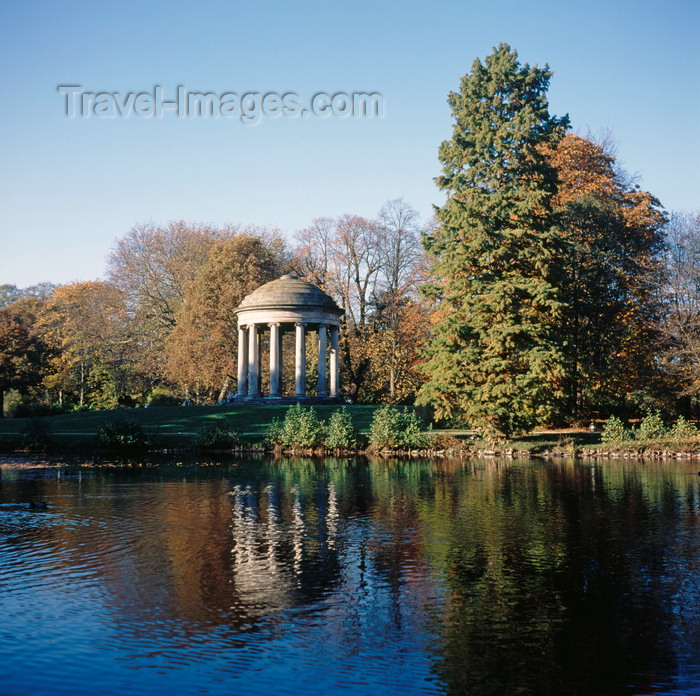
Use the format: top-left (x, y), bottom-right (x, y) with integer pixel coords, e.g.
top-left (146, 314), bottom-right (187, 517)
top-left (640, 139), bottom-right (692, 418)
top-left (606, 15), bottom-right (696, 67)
top-left (417, 44), bottom-right (569, 436)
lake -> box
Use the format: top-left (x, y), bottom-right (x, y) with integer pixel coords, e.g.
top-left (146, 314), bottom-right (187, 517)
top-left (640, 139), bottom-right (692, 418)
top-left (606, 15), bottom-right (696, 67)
top-left (0, 456), bottom-right (698, 695)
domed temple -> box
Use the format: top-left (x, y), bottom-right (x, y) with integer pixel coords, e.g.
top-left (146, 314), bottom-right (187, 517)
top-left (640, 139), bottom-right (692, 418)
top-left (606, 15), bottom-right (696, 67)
top-left (233, 274), bottom-right (344, 400)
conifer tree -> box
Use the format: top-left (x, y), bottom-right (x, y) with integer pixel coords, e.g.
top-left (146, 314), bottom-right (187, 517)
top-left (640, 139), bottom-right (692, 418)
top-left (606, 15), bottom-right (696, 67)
top-left (417, 44), bottom-right (569, 436)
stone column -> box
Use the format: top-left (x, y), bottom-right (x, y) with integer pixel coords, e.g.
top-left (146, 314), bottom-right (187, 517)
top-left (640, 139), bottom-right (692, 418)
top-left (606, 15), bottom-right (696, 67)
top-left (237, 325), bottom-right (248, 396)
top-left (329, 325), bottom-right (339, 398)
top-left (247, 323), bottom-right (260, 397)
top-left (295, 322), bottom-right (306, 397)
top-left (317, 325), bottom-right (327, 397)
top-left (269, 323), bottom-right (281, 397)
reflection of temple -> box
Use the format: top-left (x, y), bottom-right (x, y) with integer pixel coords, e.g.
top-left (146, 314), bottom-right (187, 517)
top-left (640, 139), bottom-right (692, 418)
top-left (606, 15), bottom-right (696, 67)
top-left (5, 462), bottom-right (700, 695)
top-left (11, 465), bottom-right (438, 653)
top-left (228, 481), bottom-right (341, 615)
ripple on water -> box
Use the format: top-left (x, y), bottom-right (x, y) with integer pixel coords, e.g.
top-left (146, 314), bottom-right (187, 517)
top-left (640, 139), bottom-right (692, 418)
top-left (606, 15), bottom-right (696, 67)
top-left (0, 463), bottom-right (699, 696)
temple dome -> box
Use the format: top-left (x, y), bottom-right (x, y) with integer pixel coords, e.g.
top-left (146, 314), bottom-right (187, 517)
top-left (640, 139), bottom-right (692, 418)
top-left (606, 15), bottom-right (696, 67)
top-left (235, 274), bottom-right (342, 314)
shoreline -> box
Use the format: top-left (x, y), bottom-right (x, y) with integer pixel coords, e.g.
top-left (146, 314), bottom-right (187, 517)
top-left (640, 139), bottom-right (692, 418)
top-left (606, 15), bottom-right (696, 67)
top-left (3, 441), bottom-right (700, 468)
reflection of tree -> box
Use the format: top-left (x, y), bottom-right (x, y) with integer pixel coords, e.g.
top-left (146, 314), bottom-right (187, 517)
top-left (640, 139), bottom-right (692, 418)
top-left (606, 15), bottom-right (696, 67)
top-left (417, 462), bottom-right (567, 694)
top-left (2, 459), bottom-right (698, 694)
top-left (551, 462), bottom-right (700, 695)
top-left (421, 460), bottom-right (700, 696)
top-left (265, 457), bottom-right (442, 666)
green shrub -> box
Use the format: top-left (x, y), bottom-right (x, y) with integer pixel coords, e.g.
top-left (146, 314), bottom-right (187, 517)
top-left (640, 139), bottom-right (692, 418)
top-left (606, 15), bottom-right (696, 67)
top-left (266, 403), bottom-right (325, 449)
top-left (369, 405), bottom-right (401, 449)
top-left (10, 402), bottom-right (64, 418)
top-left (369, 405), bottom-right (429, 450)
top-left (96, 418), bottom-right (149, 451)
top-left (401, 409), bottom-right (430, 449)
top-left (194, 420), bottom-right (242, 449)
top-left (601, 415), bottom-right (632, 444)
top-left (70, 403), bottom-right (93, 413)
top-left (668, 415), bottom-right (698, 440)
top-left (2, 389), bottom-right (22, 418)
top-left (289, 405), bottom-right (325, 448)
top-left (325, 407), bottom-right (358, 450)
top-left (21, 418), bottom-right (52, 451)
top-left (637, 410), bottom-right (667, 440)
top-left (147, 386), bottom-right (180, 407)
top-left (265, 417), bottom-right (284, 447)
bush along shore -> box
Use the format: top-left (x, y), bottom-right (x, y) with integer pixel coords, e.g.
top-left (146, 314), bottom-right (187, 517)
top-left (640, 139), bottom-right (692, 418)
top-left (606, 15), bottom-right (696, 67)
top-left (2, 405), bottom-right (700, 460)
top-left (569, 411), bottom-right (700, 460)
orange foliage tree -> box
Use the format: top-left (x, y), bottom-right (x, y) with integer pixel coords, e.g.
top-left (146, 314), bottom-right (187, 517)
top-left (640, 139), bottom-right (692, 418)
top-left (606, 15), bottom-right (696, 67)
top-left (165, 233), bottom-right (287, 403)
top-left (107, 221), bottom-right (226, 383)
top-left (540, 133), bottom-right (667, 419)
top-left (292, 200), bottom-right (430, 403)
top-left (35, 281), bottom-right (134, 409)
top-left (0, 301), bottom-right (46, 416)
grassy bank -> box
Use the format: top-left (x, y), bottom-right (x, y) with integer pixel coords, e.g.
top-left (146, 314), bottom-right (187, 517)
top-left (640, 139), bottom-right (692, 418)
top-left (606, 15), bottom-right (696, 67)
top-left (0, 403), bottom-right (392, 433)
top-left (2, 405), bottom-right (699, 459)
top-left (0, 404), bottom-right (400, 450)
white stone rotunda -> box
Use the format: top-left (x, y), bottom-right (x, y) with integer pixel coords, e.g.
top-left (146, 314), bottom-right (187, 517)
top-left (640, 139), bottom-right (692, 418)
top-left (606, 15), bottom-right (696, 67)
top-left (233, 274), bottom-right (343, 400)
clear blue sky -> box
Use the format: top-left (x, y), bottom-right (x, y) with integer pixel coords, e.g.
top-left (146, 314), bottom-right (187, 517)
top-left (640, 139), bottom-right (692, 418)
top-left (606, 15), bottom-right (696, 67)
top-left (1, 0), bottom-right (698, 288)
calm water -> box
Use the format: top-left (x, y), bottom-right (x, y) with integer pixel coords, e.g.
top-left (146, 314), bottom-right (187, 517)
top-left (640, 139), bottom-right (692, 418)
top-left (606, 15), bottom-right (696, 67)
top-left (0, 456), bottom-right (699, 696)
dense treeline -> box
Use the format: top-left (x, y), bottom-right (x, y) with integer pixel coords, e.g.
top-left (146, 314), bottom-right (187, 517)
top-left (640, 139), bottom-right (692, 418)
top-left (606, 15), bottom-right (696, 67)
top-left (0, 205), bottom-right (431, 416)
top-left (1, 45), bottom-right (698, 434)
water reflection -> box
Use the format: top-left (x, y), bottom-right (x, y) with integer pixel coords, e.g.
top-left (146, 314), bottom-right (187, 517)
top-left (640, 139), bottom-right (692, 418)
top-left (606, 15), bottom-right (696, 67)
top-left (0, 457), bottom-right (698, 695)
top-left (423, 461), bottom-right (700, 695)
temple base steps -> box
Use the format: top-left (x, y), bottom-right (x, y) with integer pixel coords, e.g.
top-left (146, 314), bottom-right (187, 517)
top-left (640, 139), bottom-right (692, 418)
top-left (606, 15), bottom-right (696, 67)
top-left (227, 396), bottom-right (346, 406)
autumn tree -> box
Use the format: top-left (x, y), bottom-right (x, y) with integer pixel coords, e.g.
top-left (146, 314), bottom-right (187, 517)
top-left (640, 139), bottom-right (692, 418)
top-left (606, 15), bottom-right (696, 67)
top-left (293, 217), bottom-right (335, 291)
top-left (165, 233), bottom-right (286, 402)
top-left (0, 304), bottom-right (45, 416)
top-left (0, 283), bottom-right (57, 308)
top-left (0, 285), bottom-right (22, 308)
top-left (291, 215), bottom-right (380, 400)
top-left (291, 204), bottom-right (429, 403)
top-left (369, 199), bottom-right (431, 402)
top-left (541, 133), bottom-right (667, 419)
top-left (658, 211), bottom-right (700, 403)
top-left (365, 298), bottom-right (432, 403)
top-left (108, 221), bottom-right (222, 328)
top-left (417, 44), bottom-right (569, 436)
top-left (377, 199), bottom-right (425, 296)
top-left (107, 221), bottom-right (225, 381)
top-left (36, 281), bottom-right (133, 409)
top-left (331, 214), bottom-right (384, 329)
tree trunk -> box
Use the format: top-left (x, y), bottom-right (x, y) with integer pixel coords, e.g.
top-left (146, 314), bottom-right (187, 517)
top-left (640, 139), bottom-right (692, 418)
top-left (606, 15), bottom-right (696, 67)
top-left (389, 331), bottom-right (397, 403)
top-left (218, 376), bottom-right (230, 404)
top-left (0, 387), bottom-right (4, 418)
top-left (79, 360), bottom-right (85, 407)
